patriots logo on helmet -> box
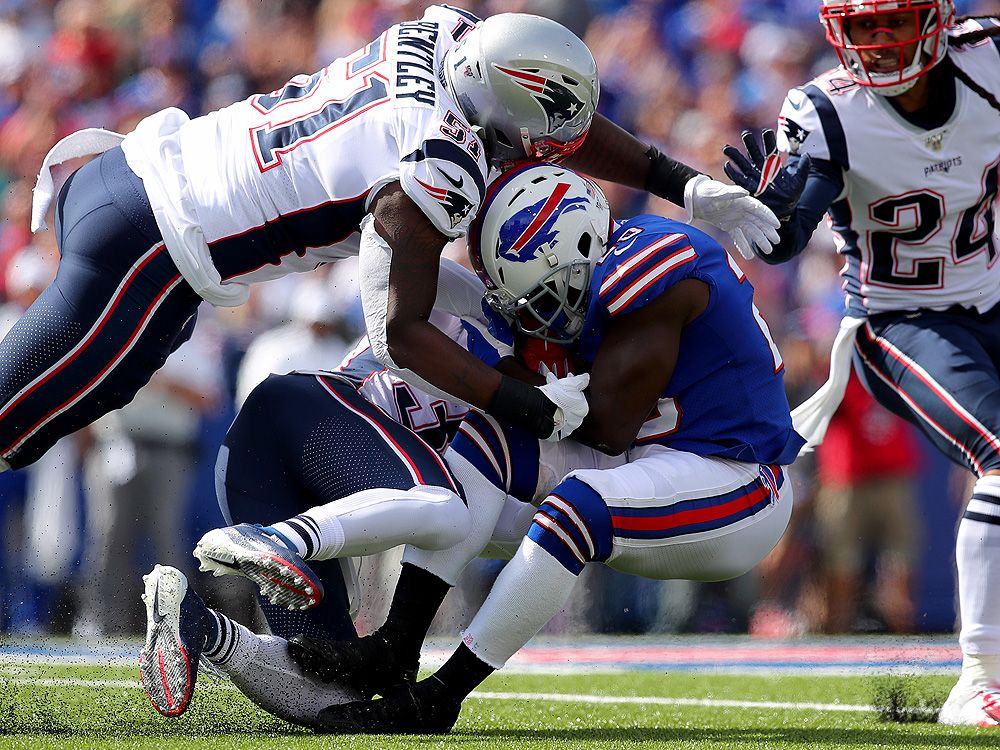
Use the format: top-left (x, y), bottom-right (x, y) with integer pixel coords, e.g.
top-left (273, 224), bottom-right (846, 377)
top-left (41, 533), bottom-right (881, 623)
top-left (778, 115), bottom-right (811, 155)
top-left (494, 65), bottom-right (586, 133)
top-left (416, 178), bottom-right (474, 229)
top-left (498, 182), bottom-right (587, 262)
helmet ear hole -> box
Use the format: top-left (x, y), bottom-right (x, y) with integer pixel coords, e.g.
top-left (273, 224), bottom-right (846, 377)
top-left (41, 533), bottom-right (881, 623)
top-left (577, 232), bottom-right (592, 258)
top-left (495, 130), bottom-right (514, 149)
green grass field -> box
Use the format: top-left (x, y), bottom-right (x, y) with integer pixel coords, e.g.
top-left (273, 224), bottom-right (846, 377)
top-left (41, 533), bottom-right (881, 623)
top-left (1, 660), bottom-right (997, 750)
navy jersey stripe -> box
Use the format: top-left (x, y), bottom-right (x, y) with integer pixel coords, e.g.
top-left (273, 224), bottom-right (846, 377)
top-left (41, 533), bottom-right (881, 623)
top-left (965, 510), bottom-right (1000, 526)
top-left (441, 5), bottom-right (482, 23)
top-left (803, 84), bottom-right (850, 170)
top-left (402, 138), bottom-right (486, 200)
top-left (209, 194), bottom-right (368, 281)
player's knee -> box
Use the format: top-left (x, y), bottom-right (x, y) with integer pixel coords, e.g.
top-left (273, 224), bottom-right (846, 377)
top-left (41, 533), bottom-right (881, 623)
top-left (527, 477), bottom-right (612, 575)
top-left (408, 484), bottom-right (471, 549)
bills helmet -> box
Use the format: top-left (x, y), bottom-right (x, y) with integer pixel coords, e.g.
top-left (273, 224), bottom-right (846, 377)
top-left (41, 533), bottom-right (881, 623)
top-left (469, 164), bottom-right (610, 344)
top-left (442, 13), bottom-right (599, 169)
top-left (820, 0), bottom-right (954, 96)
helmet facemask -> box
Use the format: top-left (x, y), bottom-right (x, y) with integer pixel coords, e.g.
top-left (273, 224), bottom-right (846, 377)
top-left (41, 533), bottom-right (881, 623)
top-left (469, 164), bottom-right (611, 344)
top-left (485, 252), bottom-right (594, 344)
top-left (820, 0), bottom-right (954, 96)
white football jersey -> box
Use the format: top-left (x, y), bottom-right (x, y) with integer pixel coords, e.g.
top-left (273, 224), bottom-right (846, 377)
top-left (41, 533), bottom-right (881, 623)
top-left (121, 5), bottom-right (486, 299)
top-left (322, 310), bottom-right (471, 453)
top-left (776, 19), bottom-right (1000, 316)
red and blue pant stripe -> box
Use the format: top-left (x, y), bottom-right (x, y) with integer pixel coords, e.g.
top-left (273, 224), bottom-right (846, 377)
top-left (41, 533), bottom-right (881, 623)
top-left (609, 465), bottom-right (782, 541)
top-left (0, 147), bottom-right (201, 468)
top-left (854, 308), bottom-right (1000, 479)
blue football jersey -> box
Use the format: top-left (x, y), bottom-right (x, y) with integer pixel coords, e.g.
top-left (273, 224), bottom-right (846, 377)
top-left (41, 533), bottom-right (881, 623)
top-left (579, 215), bottom-right (804, 465)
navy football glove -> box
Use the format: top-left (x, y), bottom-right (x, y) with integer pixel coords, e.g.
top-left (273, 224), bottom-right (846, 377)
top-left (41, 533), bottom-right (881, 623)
top-left (723, 129), bottom-right (811, 225)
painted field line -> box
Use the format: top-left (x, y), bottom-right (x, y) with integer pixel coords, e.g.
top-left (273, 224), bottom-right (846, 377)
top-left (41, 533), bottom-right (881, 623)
top-left (6, 676), bottom-right (889, 715)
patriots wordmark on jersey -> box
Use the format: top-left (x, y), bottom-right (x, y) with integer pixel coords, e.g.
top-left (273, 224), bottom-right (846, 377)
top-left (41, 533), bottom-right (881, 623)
top-left (120, 5), bottom-right (487, 302)
top-left (776, 18), bottom-right (1000, 316)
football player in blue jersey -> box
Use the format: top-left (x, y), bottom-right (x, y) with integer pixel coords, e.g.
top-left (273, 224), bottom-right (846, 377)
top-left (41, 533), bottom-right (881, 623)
top-left (284, 163), bottom-right (803, 734)
top-left (0, 6), bottom-right (779, 473)
top-left (723, 2), bottom-right (1000, 727)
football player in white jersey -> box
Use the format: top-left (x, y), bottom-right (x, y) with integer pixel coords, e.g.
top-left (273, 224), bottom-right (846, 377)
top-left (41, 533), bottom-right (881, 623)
top-left (0, 5), bottom-right (780, 472)
top-left (139, 269), bottom-right (537, 724)
top-left (723, 1), bottom-right (1000, 727)
top-left (287, 163), bottom-right (801, 733)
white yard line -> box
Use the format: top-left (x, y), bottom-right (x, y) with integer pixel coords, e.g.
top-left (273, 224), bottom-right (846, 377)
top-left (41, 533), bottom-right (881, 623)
top-left (5, 676), bottom-right (882, 714)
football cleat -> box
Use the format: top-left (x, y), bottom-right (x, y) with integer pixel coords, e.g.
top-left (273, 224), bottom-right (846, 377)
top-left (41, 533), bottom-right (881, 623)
top-left (139, 565), bottom-right (209, 717)
top-left (939, 680), bottom-right (1000, 727)
top-left (314, 677), bottom-right (461, 735)
top-left (194, 523), bottom-right (323, 611)
top-left (287, 632), bottom-right (418, 697)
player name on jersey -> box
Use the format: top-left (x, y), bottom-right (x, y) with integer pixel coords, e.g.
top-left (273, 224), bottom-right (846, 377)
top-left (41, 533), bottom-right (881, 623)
top-left (396, 21), bottom-right (439, 106)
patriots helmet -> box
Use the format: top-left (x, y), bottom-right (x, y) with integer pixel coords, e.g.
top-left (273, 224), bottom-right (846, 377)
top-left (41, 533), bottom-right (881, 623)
top-left (469, 163), bottom-right (610, 344)
top-left (442, 13), bottom-right (599, 169)
top-left (820, 0), bottom-right (954, 96)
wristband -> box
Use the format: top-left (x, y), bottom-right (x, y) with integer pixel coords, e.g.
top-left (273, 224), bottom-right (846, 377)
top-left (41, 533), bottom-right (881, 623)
top-left (487, 376), bottom-right (556, 439)
top-left (644, 146), bottom-right (703, 207)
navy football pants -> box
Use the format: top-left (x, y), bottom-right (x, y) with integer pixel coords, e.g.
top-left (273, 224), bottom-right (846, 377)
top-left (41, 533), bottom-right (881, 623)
top-left (0, 147), bottom-right (201, 468)
top-left (217, 372), bottom-right (460, 640)
top-left (854, 304), bottom-right (1000, 478)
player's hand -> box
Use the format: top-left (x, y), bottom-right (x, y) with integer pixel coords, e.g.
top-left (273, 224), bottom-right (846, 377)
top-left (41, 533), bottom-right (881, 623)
top-left (537, 367), bottom-right (589, 442)
top-left (518, 337), bottom-right (574, 378)
top-left (683, 174), bottom-right (781, 260)
top-left (723, 128), bottom-right (812, 239)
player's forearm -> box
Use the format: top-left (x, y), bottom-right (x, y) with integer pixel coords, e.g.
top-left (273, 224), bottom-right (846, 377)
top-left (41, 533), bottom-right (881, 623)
top-left (386, 317), bottom-right (502, 409)
top-left (562, 114), bottom-right (701, 207)
top-left (762, 157), bottom-right (843, 264)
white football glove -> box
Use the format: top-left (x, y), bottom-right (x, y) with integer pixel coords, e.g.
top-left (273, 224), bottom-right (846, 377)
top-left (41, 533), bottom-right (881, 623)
top-left (683, 174), bottom-right (781, 260)
top-left (537, 367), bottom-right (590, 442)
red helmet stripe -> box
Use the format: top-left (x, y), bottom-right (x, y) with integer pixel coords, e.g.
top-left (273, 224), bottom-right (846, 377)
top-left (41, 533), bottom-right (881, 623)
top-left (512, 181), bottom-right (571, 252)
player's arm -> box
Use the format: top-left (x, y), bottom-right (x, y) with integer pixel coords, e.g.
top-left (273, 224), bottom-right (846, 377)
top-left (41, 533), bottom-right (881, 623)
top-left (369, 184), bottom-right (502, 408)
top-left (571, 278), bottom-right (710, 455)
top-left (762, 157), bottom-right (843, 263)
top-left (563, 114), bottom-right (780, 258)
top-left (363, 184), bottom-right (570, 439)
top-left (562, 114), bottom-right (697, 206)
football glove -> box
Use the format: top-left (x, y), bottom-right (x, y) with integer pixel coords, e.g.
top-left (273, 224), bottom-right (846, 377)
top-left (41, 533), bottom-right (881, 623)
top-left (723, 129), bottom-right (812, 233)
top-left (538, 367), bottom-right (590, 442)
top-left (683, 175), bottom-right (781, 261)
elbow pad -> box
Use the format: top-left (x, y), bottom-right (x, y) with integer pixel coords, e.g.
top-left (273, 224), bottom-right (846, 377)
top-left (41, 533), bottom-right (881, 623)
top-left (358, 215), bottom-right (397, 369)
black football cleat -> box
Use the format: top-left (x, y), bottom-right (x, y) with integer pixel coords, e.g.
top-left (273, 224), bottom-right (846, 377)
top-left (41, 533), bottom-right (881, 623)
top-left (287, 632), bottom-right (418, 697)
top-left (314, 677), bottom-right (461, 735)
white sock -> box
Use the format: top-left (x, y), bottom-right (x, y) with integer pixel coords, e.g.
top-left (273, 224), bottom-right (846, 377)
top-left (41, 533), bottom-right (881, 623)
top-left (462, 538), bottom-right (579, 668)
top-left (958, 475), bottom-right (1000, 671)
top-left (403, 448), bottom-right (507, 585)
top-left (270, 485), bottom-right (470, 561)
top-left (205, 611), bottom-right (362, 726)
top-left (203, 610), bottom-right (241, 664)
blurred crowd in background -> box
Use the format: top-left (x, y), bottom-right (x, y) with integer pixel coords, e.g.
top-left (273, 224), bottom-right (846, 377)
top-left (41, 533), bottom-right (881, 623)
top-left (0, 0), bottom-right (997, 641)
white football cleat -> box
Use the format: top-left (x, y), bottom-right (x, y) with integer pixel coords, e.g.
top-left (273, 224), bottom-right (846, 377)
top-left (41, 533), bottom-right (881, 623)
top-left (194, 523), bottom-right (323, 611)
top-left (939, 679), bottom-right (1000, 727)
top-left (139, 565), bottom-right (209, 717)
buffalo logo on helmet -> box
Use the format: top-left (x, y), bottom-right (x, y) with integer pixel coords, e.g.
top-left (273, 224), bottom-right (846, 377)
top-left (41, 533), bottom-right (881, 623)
top-left (416, 177), bottom-right (474, 229)
top-left (498, 182), bottom-right (587, 263)
top-left (494, 65), bottom-right (587, 133)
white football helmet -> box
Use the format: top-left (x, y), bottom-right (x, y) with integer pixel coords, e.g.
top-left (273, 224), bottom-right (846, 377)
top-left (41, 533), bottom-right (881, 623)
top-left (442, 13), bottom-right (599, 169)
top-left (468, 163), bottom-right (611, 344)
top-left (820, 0), bottom-right (955, 96)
